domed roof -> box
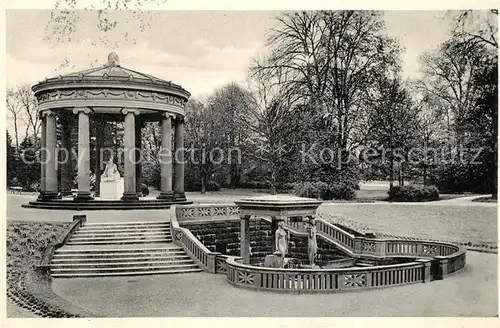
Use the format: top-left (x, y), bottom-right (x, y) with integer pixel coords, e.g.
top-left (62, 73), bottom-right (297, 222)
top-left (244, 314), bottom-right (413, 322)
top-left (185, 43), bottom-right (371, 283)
top-left (32, 52), bottom-right (190, 98)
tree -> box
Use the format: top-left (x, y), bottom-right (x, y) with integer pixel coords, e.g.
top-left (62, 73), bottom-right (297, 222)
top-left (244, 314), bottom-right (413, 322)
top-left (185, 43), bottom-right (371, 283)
top-left (419, 38), bottom-right (486, 157)
top-left (467, 57), bottom-right (498, 197)
top-left (16, 85), bottom-right (41, 145)
top-left (6, 88), bottom-right (23, 152)
top-left (206, 83), bottom-right (254, 188)
top-left (367, 75), bottom-right (419, 189)
top-left (450, 10), bottom-right (498, 50)
top-left (184, 99), bottom-right (226, 193)
top-left (17, 136), bottom-right (40, 190)
top-left (413, 93), bottom-right (448, 185)
top-left (255, 11), bottom-right (402, 155)
top-left (6, 131), bottom-right (19, 186)
top-left (246, 60), bottom-right (301, 194)
top-left (44, 0), bottom-right (168, 70)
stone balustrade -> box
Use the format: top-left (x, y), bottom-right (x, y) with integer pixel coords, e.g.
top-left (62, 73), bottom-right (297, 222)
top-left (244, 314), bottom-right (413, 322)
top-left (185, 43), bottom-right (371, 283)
top-left (171, 204), bottom-right (467, 292)
top-left (225, 256), bottom-right (432, 292)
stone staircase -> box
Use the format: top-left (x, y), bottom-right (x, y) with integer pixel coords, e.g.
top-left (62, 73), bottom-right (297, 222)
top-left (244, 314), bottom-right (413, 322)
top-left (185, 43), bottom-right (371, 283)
top-left (51, 221), bottom-right (203, 278)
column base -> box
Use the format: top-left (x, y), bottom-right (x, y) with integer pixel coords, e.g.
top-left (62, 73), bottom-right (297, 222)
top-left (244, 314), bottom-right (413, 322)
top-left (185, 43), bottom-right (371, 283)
top-left (157, 191), bottom-right (174, 200)
top-left (75, 191), bottom-right (94, 201)
top-left (60, 190), bottom-right (73, 197)
top-left (121, 192), bottom-right (139, 201)
top-left (37, 191), bottom-right (61, 201)
top-left (172, 192), bottom-right (187, 202)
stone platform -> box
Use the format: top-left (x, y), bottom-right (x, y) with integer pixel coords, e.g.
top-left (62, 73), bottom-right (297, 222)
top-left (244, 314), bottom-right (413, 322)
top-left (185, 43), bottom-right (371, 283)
top-left (22, 198), bottom-right (192, 210)
top-left (99, 179), bottom-right (124, 200)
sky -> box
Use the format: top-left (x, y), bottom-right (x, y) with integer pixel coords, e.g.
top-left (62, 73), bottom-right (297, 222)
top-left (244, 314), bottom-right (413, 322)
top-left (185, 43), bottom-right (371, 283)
top-left (6, 10), bottom-right (454, 100)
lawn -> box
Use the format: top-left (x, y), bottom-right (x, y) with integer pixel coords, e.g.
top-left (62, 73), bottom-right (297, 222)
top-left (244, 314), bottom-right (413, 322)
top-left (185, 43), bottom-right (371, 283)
top-left (318, 203), bottom-right (497, 248)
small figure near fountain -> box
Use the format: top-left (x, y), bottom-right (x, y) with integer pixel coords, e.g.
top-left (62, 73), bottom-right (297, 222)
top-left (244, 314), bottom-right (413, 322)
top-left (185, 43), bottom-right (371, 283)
top-left (264, 220), bottom-right (290, 268)
top-left (306, 217), bottom-right (318, 267)
top-left (275, 221), bottom-right (289, 258)
top-left (99, 156), bottom-right (124, 199)
top-left (101, 156), bottom-right (121, 182)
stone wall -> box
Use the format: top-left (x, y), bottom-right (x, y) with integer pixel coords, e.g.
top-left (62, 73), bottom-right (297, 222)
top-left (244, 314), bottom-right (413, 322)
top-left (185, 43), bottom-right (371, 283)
top-left (181, 218), bottom-right (350, 266)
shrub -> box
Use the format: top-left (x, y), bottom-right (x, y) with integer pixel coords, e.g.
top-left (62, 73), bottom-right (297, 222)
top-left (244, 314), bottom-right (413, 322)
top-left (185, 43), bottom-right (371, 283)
top-left (388, 184), bottom-right (440, 202)
top-left (186, 180), bottom-right (220, 192)
top-left (293, 181), bottom-right (356, 200)
top-left (141, 184), bottom-right (150, 196)
top-left (293, 181), bottom-right (326, 199)
top-left (206, 180), bottom-right (220, 191)
top-left (323, 183), bottom-right (356, 200)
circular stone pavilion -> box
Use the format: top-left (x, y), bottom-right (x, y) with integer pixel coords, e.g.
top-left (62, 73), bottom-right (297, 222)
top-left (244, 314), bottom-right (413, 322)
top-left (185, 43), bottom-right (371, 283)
top-left (24, 52), bottom-right (192, 210)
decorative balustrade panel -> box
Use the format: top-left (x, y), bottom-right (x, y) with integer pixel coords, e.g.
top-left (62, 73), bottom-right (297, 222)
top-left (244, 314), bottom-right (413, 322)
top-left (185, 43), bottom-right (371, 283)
top-left (226, 258), bottom-right (429, 292)
top-left (177, 205), bottom-right (240, 222)
top-left (215, 255), bottom-right (230, 274)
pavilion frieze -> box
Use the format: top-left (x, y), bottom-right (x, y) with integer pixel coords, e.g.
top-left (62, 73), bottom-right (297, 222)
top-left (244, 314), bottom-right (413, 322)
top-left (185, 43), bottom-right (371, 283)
top-left (35, 88), bottom-right (187, 109)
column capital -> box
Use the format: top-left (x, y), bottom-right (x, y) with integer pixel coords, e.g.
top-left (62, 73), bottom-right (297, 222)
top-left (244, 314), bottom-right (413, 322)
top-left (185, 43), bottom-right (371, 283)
top-left (162, 112), bottom-right (175, 119)
top-left (72, 107), bottom-right (93, 115)
top-left (175, 115), bottom-right (185, 123)
top-left (121, 108), bottom-right (140, 116)
top-left (41, 110), bottom-right (57, 117)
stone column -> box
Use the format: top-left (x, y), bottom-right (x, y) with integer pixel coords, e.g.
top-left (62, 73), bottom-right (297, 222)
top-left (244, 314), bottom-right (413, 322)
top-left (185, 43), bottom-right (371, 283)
top-left (135, 118), bottom-right (143, 197)
top-left (94, 119), bottom-right (104, 197)
top-left (157, 113), bottom-right (173, 199)
top-left (121, 108), bottom-right (139, 201)
top-left (60, 116), bottom-right (73, 197)
top-left (73, 107), bottom-right (93, 201)
top-left (240, 215), bottom-right (251, 264)
top-left (40, 110), bottom-right (59, 200)
top-left (37, 114), bottom-right (47, 200)
top-left (173, 116), bottom-right (186, 201)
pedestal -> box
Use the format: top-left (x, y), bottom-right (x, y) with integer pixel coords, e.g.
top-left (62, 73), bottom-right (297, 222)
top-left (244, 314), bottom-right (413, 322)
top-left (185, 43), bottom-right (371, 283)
top-left (100, 179), bottom-right (124, 200)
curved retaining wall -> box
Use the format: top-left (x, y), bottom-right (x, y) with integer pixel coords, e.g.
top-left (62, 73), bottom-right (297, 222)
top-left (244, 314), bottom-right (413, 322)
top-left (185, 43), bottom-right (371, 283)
top-left (171, 204), bottom-right (467, 292)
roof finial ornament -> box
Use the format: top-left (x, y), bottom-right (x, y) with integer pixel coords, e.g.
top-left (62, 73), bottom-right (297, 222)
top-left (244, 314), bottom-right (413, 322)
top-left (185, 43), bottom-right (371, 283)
top-left (107, 52), bottom-right (120, 67)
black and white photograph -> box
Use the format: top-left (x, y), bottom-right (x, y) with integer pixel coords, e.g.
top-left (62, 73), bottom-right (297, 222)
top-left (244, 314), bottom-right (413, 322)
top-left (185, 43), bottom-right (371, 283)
top-left (2, 0), bottom-right (498, 325)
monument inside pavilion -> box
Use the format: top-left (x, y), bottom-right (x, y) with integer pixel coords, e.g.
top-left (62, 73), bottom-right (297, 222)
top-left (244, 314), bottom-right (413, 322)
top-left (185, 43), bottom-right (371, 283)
top-left (23, 52), bottom-right (193, 210)
top-left (99, 156), bottom-right (124, 199)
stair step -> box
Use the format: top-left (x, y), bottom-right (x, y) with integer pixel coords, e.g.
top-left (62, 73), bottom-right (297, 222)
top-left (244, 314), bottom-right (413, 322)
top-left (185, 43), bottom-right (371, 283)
top-left (51, 259), bottom-right (195, 268)
top-left (76, 228), bottom-right (171, 234)
top-left (52, 255), bottom-right (190, 262)
top-left (66, 239), bottom-right (172, 245)
top-left (71, 233), bottom-right (172, 239)
top-left (80, 226), bottom-right (170, 231)
top-left (51, 268), bottom-right (203, 278)
top-left (51, 263), bottom-right (200, 273)
top-left (70, 234), bottom-right (170, 241)
top-left (55, 246), bottom-right (182, 253)
top-left (84, 221), bottom-right (170, 227)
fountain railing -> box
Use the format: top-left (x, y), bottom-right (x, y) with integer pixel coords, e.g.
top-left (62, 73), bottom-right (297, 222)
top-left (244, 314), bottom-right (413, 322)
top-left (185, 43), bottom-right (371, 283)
top-left (170, 204), bottom-right (466, 288)
top-left (226, 256), bottom-right (432, 292)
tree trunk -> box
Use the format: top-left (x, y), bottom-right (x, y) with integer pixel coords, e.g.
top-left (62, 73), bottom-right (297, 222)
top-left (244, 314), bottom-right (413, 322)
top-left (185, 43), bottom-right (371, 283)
top-left (423, 165), bottom-right (427, 185)
top-left (270, 166), bottom-right (276, 195)
top-left (389, 156), bottom-right (394, 190)
top-left (13, 114), bottom-right (19, 151)
top-left (201, 177), bottom-right (206, 194)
